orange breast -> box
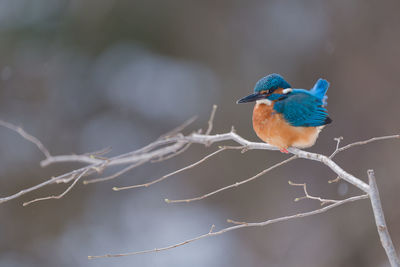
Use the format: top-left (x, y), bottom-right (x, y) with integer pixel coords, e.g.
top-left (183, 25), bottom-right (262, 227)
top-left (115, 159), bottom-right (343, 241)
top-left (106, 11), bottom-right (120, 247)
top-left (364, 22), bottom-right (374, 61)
top-left (252, 103), bottom-right (321, 149)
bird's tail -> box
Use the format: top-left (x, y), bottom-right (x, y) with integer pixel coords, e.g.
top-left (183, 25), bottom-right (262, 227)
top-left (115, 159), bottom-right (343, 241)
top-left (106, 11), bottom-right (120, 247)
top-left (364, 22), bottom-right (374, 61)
top-left (310, 78), bottom-right (329, 105)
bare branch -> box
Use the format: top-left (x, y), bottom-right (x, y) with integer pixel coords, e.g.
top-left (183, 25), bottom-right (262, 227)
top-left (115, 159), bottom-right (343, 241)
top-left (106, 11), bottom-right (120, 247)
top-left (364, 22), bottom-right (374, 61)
top-left (88, 194), bottom-right (368, 259)
top-left (23, 168), bottom-right (90, 206)
top-left (0, 114), bottom-right (397, 208)
top-left (368, 170), bottom-right (400, 267)
top-left (166, 156), bottom-right (297, 204)
top-left (2, 129), bottom-right (396, 205)
top-left (83, 160), bottom-right (147, 185)
top-left (330, 135), bottom-right (399, 159)
top-left (288, 181), bottom-right (340, 205)
top-left (112, 146), bottom-right (236, 191)
top-left (0, 141), bottom-right (185, 205)
top-left (41, 154), bottom-right (104, 167)
top-left (0, 166), bottom-right (92, 205)
top-left (1, 113), bottom-right (398, 266)
top-left (40, 135), bottom-right (185, 167)
top-left (0, 120), bottom-right (51, 159)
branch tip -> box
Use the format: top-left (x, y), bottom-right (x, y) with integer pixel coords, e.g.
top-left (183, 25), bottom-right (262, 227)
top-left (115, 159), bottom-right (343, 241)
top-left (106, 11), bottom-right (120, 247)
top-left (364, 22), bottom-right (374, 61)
top-left (209, 224), bottom-right (215, 233)
top-left (328, 176), bottom-right (341, 184)
top-left (205, 105), bottom-right (218, 135)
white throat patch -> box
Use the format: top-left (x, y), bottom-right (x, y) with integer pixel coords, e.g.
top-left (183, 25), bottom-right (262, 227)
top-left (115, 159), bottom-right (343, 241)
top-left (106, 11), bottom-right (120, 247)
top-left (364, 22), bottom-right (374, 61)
top-left (256, 99), bottom-right (272, 106)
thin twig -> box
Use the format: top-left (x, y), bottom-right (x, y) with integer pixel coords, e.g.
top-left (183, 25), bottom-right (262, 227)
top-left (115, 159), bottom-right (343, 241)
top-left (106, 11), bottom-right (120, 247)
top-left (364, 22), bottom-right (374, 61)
top-left (330, 135), bottom-right (399, 159)
top-left (83, 160), bottom-right (148, 185)
top-left (113, 147), bottom-right (236, 191)
top-left (23, 169), bottom-right (90, 206)
top-left (368, 170), bottom-right (400, 267)
top-left (329, 136), bottom-right (343, 158)
top-left (205, 105), bottom-right (218, 135)
top-left (88, 194), bottom-right (368, 259)
top-left (151, 142), bottom-right (192, 163)
top-left (165, 156), bottom-right (297, 203)
top-left (83, 146), bottom-right (112, 157)
top-left (288, 181), bottom-right (340, 205)
top-left (0, 120), bottom-right (51, 159)
top-left (208, 224), bottom-right (215, 233)
top-left (40, 135), bottom-right (185, 167)
top-left (158, 116), bottom-right (197, 139)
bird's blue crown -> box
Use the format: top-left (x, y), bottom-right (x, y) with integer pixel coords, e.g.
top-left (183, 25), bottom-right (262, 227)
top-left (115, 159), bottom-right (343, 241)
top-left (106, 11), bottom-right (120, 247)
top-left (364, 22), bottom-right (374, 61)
top-left (254, 73), bottom-right (291, 93)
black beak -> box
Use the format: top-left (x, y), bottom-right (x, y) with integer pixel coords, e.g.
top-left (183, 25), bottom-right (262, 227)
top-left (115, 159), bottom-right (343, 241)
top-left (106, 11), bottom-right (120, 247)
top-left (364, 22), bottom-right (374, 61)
top-left (236, 92), bottom-right (265, 104)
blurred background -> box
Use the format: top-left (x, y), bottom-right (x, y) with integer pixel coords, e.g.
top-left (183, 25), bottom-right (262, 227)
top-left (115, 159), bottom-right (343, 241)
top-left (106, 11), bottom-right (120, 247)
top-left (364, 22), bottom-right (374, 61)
top-left (0, 0), bottom-right (399, 266)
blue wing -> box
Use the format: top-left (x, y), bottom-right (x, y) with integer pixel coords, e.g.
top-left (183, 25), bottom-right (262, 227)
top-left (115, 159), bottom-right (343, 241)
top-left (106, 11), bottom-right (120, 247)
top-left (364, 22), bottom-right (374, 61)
top-left (273, 92), bottom-right (332, 127)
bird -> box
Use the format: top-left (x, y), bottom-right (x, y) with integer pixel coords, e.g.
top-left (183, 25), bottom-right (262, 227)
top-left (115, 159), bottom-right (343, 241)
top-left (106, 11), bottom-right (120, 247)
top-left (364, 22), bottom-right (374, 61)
top-left (237, 73), bottom-right (332, 153)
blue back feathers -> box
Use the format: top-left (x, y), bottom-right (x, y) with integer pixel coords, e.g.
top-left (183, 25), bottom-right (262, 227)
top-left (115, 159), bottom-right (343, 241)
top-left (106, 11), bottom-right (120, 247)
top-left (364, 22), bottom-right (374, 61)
top-left (273, 78), bottom-right (332, 127)
top-left (254, 73), bottom-right (291, 93)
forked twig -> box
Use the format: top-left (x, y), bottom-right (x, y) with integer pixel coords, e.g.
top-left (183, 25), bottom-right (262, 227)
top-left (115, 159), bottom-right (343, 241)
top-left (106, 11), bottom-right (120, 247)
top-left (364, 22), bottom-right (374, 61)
top-left (330, 135), bottom-right (399, 159)
top-left (288, 181), bottom-right (340, 205)
top-left (23, 169), bottom-right (90, 206)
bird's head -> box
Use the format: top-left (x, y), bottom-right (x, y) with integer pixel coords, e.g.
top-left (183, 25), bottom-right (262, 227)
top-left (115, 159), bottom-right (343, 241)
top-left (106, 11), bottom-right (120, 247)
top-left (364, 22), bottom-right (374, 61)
top-left (237, 73), bottom-right (292, 103)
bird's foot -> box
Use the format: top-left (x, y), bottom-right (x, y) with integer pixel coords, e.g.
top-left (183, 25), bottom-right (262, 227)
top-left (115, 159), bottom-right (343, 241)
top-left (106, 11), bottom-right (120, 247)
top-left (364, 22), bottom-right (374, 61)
top-left (279, 148), bottom-right (289, 154)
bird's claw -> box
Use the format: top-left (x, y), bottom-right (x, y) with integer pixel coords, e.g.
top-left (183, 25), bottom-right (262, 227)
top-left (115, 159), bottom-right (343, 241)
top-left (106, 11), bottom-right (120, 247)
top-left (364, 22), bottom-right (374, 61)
top-left (280, 148), bottom-right (289, 154)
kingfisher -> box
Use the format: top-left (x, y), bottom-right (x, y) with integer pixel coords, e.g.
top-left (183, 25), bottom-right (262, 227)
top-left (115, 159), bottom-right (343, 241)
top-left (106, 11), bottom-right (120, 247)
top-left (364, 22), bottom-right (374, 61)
top-left (237, 73), bottom-right (332, 153)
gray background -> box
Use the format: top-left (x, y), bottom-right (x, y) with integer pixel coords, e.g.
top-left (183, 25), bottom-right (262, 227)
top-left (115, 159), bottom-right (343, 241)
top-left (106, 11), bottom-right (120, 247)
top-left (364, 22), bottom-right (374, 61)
top-left (0, 1), bottom-right (399, 266)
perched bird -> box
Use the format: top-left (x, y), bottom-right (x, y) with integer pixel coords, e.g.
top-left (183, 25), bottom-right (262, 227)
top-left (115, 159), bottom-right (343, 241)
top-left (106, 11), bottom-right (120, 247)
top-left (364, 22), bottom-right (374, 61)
top-left (237, 74), bottom-right (332, 153)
